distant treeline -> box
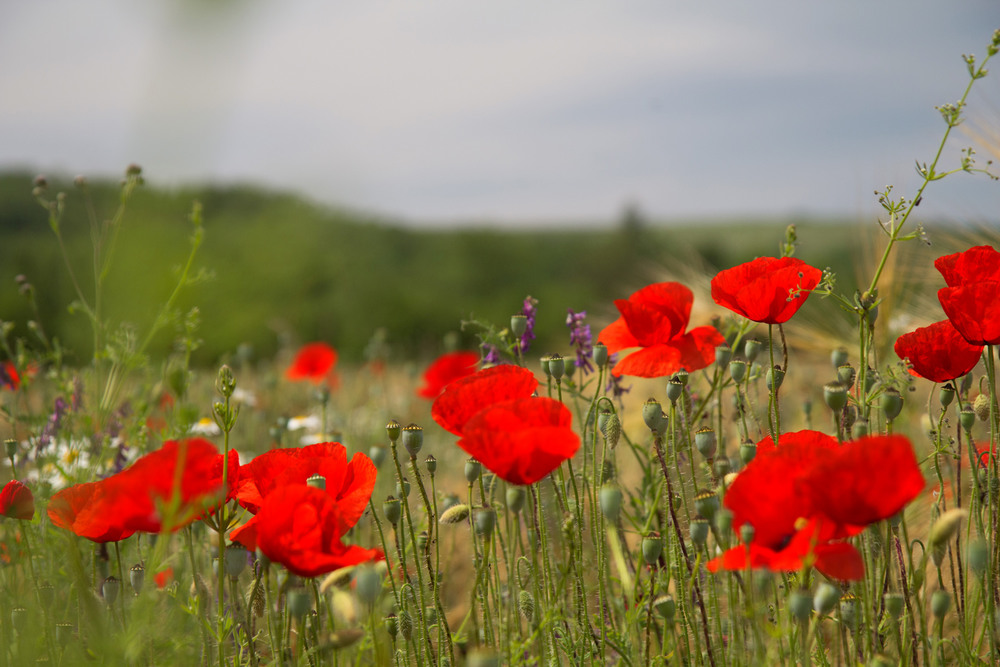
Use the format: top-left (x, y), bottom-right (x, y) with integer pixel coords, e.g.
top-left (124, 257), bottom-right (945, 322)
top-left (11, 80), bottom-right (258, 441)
top-left (0, 171), bottom-right (860, 365)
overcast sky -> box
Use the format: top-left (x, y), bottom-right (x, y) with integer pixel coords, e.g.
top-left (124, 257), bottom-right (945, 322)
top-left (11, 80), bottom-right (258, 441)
top-left (1, 1), bottom-right (998, 227)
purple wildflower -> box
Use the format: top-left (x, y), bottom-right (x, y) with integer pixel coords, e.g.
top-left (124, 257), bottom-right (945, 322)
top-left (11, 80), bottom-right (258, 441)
top-left (518, 296), bottom-right (538, 355)
top-left (566, 309), bottom-right (594, 375)
top-left (37, 396), bottom-right (68, 453)
top-left (481, 343), bottom-right (502, 366)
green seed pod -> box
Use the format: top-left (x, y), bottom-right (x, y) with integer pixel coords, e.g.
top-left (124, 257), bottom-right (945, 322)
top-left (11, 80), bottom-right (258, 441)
top-left (225, 544), bottom-right (248, 579)
top-left (384, 613), bottom-right (399, 638)
top-left (715, 508), bottom-right (734, 535)
top-left (653, 595), bottom-right (676, 623)
top-left (744, 338), bottom-right (764, 363)
top-left (505, 487), bottom-right (525, 514)
top-left (789, 590), bottom-right (812, 623)
top-left (714, 457), bottom-right (732, 478)
top-left (102, 576), bottom-right (120, 605)
top-left (839, 594), bottom-right (857, 631)
top-left (823, 382), bottom-right (848, 412)
top-left (729, 359), bottom-right (747, 384)
top-left (55, 622), bottom-right (73, 646)
top-left (689, 518), bottom-right (709, 546)
top-left (884, 592), bottom-right (904, 619)
top-left (694, 428), bottom-right (717, 460)
top-left (931, 589), bottom-right (951, 620)
top-left (967, 538), bottom-right (988, 577)
top-left (10, 607), bottom-right (27, 634)
top-left (383, 496), bottom-right (401, 525)
top-left (593, 342), bottom-right (608, 368)
top-left (4, 439), bottom-right (16, 459)
top-left (715, 344), bottom-right (732, 367)
top-left (813, 583), bottom-right (838, 615)
top-left (518, 590), bottom-right (535, 622)
top-left (766, 366), bottom-right (784, 392)
top-left (368, 445), bottom-right (387, 468)
top-left (739, 440), bottom-right (757, 465)
top-left (564, 358), bottom-right (577, 380)
top-left (475, 508), bottom-right (496, 539)
top-left (831, 347), bottom-right (849, 369)
top-left (674, 368), bottom-right (690, 387)
top-left (641, 532), bottom-right (663, 564)
top-left (425, 454), bottom-right (437, 474)
top-left (960, 407), bottom-right (976, 432)
top-left (354, 565), bottom-right (381, 606)
top-left (306, 473), bottom-right (326, 490)
top-left (642, 399), bottom-right (666, 434)
top-left (465, 459), bottom-right (482, 484)
top-left (851, 419), bottom-right (869, 439)
top-left (547, 354), bottom-right (565, 381)
top-left (287, 587), bottom-right (312, 617)
top-left (510, 314), bottom-right (528, 339)
top-left (694, 491), bottom-right (719, 521)
top-left (939, 384), bottom-right (955, 409)
top-left (740, 523), bottom-right (755, 546)
top-left (130, 564), bottom-right (145, 596)
top-left (599, 485), bottom-right (623, 522)
top-left (39, 581), bottom-right (54, 608)
top-left (837, 364), bottom-right (856, 389)
top-left (665, 378), bottom-right (684, 404)
top-left (386, 419), bottom-right (402, 443)
top-left (402, 424), bottom-right (424, 458)
top-left (881, 388), bottom-right (903, 422)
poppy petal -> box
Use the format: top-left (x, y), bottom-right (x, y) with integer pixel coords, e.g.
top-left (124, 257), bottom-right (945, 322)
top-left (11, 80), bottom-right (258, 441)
top-left (894, 319), bottom-right (983, 383)
top-left (431, 365), bottom-right (538, 436)
top-left (417, 351), bottom-right (479, 398)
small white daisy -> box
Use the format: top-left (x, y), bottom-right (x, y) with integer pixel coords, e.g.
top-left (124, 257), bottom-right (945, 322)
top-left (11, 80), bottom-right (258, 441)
top-left (189, 417), bottom-right (222, 437)
top-left (287, 415), bottom-right (321, 432)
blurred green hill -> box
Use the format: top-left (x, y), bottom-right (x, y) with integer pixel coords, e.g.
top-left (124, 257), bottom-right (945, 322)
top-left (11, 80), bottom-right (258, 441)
top-left (0, 171), bottom-right (860, 365)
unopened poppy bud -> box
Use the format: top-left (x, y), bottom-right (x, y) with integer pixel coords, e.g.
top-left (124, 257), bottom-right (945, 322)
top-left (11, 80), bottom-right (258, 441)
top-left (592, 342), bottom-right (608, 368)
top-left (599, 484), bottom-right (622, 521)
top-left (506, 487), bottom-right (525, 514)
top-left (306, 474), bottom-right (326, 490)
top-left (839, 594), bottom-right (858, 630)
top-left (689, 518), bottom-right (709, 546)
top-left (694, 428), bottom-right (717, 459)
top-left (929, 509), bottom-right (966, 551)
top-left (398, 608), bottom-right (413, 640)
top-left (600, 411), bottom-right (621, 449)
top-left (729, 359), bottom-right (747, 384)
top-left (641, 532), bottom-right (663, 564)
top-left (744, 339), bottom-right (763, 363)
top-left (369, 445), bottom-right (387, 468)
top-left (465, 459), bottom-right (482, 483)
top-left (766, 366), bottom-right (784, 392)
top-left (715, 344), bottom-right (732, 367)
top-left (353, 565), bottom-right (380, 606)
top-left (518, 590), bottom-right (535, 621)
top-left (931, 589), bottom-right (951, 620)
top-left (789, 591), bottom-right (812, 623)
top-left (881, 388), bottom-right (903, 422)
top-left (510, 314), bottom-right (528, 339)
top-left (128, 564), bottom-right (145, 596)
top-left (740, 523), bottom-right (755, 545)
top-left (831, 347), bottom-right (848, 368)
top-left (383, 496), bottom-right (401, 525)
top-left (642, 399), bottom-right (666, 434)
top-left (884, 592), bottom-right (904, 619)
top-left (694, 491), bottom-right (719, 521)
top-left (739, 440), bottom-right (756, 465)
top-left (547, 354), bottom-right (565, 381)
top-left (425, 454), bottom-right (437, 474)
top-left (653, 595), bottom-right (676, 622)
top-left (396, 478), bottom-right (410, 498)
top-left (439, 504), bottom-right (471, 524)
top-left (974, 393), bottom-right (991, 421)
top-left (475, 508), bottom-right (496, 538)
top-left (402, 423), bottom-right (423, 458)
top-left (665, 379), bottom-right (683, 404)
top-left (837, 364), bottom-right (856, 389)
top-left (102, 576), bottom-right (120, 605)
top-left (851, 419), bottom-right (869, 439)
top-left (823, 382), bottom-right (848, 412)
top-left (968, 538), bottom-right (988, 576)
top-left (939, 384), bottom-right (955, 409)
top-left (386, 419), bottom-right (401, 443)
top-left (813, 583), bottom-right (838, 615)
top-left (287, 587), bottom-right (311, 617)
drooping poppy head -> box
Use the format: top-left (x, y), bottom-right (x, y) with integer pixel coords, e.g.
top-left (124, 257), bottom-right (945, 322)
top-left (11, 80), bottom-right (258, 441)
top-left (710, 257), bottom-right (822, 324)
top-left (417, 351), bottom-right (479, 399)
top-left (0, 480), bottom-right (34, 520)
top-left (456, 397), bottom-right (580, 485)
top-left (894, 320), bottom-right (983, 383)
top-left (248, 484), bottom-right (383, 578)
top-left (286, 343), bottom-right (338, 384)
top-left (597, 282), bottom-right (724, 378)
top-left (431, 365), bottom-right (538, 436)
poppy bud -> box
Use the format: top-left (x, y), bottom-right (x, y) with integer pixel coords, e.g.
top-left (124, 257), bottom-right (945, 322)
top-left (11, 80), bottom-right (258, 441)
top-left (599, 485), bottom-right (622, 521)
top-left (823, 382), bottom-right (848, 412)
top-left (129, 564), bottom-right (145, 596)
top-left (306, 474), bottom-right (326, 490)
top-left (383, 496), bottom-right (401, 525)
top-left (402, 423), bottom-right (423, 458)
top-left (475, 508), bottom-right (496, 539)
top-left (851, 419), bottom-right (869, 439)
top-left (881, 388), bottom-right (903, 422)
top-left (665, 379), bottom-right (683, 404)
top-left (812, 583), bottom-right (838, 615)
top-left (929, 509), bottom-right (966, 551)
top-left (641, 532), bottom-right (663, 564)
top-left (425, 454), bottom-right (437, 474)
top-left (967, 538), bottom-right (988, 576)
top-left (600, 411), bottom-right (621, 450)
top-left (960, 408), bottom-right (976, 432)
top-left (694, 491), bottom-right (719, 521)
top-left (789, 591), bottom-right (812, 623)
top-left (398, 609), bottom-right (413, 641)
top-left (547, 354), bottom-right (565, 381)
top-left (464, 459), bottom-right (482, 484)
top-left (642, 399), bottom-right (666, 434)
top-left (39, 582), bottom-right (54, 608)
top-left (287, 588), bottom-right (312, 618)
top-left (729, 359), bottom-right (747, 384)
top-left (689, 518), bottom-right (709, 546)
top-left (974, 393), bottom-right (991, 421)
top-left (739, 440), bottom-right (756, 465)
top-left (653, 595), bottom-right (676, 622)
top-left (715, 344), bottom-right (732, 367)
top-left (715, 508), bottom-right (733, 535)
top-left (354, 565), bottom-right (381, 606)
top-left (931, 589), bottom-right (951, 620)
top-left (837, 364), bottom-right (856, 389)
top-left (744, 339), bottom-right (763, 363)
top-left (839, 594), bottom-right (857, 631)
top-left (510, 314), bottom-right (528, 339)
top-left (518, 590), bottom-right (535, 622)
top-left (592, 342), bottom-right (608, 368)
top-left (694, 428), bottom-right (717, 459)
top-left (102, 576), bottom-right (120, 605)
top-left (939, 384), bottom-right (955, 409)
top-left (564, 358), bottom-right (577, 380)
top-left (439, 504), bottom-right (470, 524)
top-left (831, 347), bottom-right (848, 368)
top-left (884, 592), bottom-right (904, 619)
top-left (766, 366), bottom-right (784, 392)
top-left (386, 419), bottom-right (402, 443)
top-left (369, 445), bottom-right (387, 468)
top-left (506, 487), bottom-right (525, 515)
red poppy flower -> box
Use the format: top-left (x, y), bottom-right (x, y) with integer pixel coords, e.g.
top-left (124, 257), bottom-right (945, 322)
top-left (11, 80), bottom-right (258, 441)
top-left (0, 361), bottom-right (19, 390)
top-left (286, 343), bottom-right (338, 383)
top-left (0, 480), bottom-right (34, 520)
top-left (936, 246), bottom-right (1000, 346)
top-left (48, 481), bottom-right (136, 543)
top-left (154, 568), bottom-right (174, 589)
top-left (597, 282), bottom-right (725, 378)
top-left (894, 320), bottom-right (983, 383)
top-left (417, 351), bottom-right (479, 399)
top-left (249, 484), bottom-right (382, 578)
top-left (710, 257), bottom-right (822, 324)
top-left (431, 365), bottom-right (538, 436)
top-left (455, 397), bottom-right (580, 485)
top-left (231, 443), bottom-right (376, 548)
